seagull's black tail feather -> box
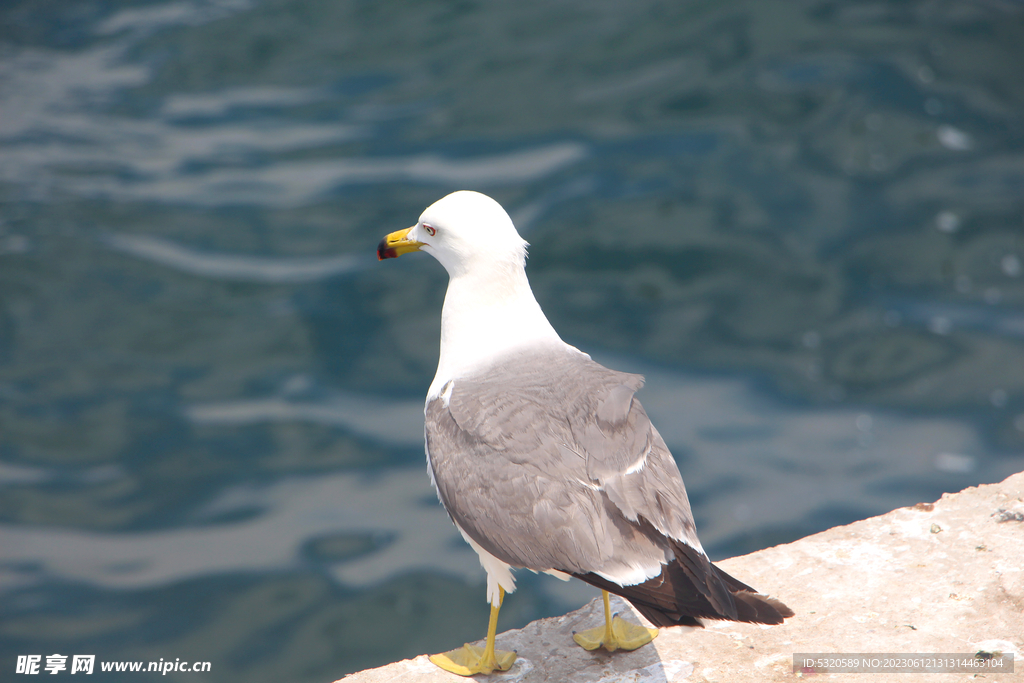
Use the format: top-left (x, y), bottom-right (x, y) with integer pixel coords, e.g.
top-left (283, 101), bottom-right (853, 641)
top-left (573, 539), bottom-right (794, 628)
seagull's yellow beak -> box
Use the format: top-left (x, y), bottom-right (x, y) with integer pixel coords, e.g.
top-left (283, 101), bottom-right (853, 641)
top-left (377, 226), bottom-right (424, 261)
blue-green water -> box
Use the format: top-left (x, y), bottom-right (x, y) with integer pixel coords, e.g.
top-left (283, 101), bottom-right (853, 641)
top-left (2, 1), bottom-right (1023, 680)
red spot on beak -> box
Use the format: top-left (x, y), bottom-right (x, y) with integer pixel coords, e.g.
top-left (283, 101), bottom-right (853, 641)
top-left (377, 237), bottom-right (396, 260)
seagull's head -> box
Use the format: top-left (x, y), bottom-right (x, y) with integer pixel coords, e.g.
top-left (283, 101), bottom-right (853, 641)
top-left (378, 191), bottom-right (528, 278)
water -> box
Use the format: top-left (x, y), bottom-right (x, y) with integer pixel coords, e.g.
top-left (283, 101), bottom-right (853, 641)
top-left (2, 1), bottom-right (1023, 680)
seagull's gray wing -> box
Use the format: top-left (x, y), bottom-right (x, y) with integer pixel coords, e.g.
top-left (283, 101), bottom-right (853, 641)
top-left (425, 346), bottom-right (700, 580)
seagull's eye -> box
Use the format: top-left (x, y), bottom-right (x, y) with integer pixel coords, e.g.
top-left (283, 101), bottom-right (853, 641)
top-left (423, 224), bottom-right (437, 237)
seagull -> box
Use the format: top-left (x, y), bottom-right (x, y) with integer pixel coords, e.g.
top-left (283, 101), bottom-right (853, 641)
top-left (377, 190), bottom-right (792, 676)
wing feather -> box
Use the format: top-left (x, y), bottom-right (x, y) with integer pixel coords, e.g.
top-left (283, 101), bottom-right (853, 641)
top-left (426, 346), bottom-right (698, 579)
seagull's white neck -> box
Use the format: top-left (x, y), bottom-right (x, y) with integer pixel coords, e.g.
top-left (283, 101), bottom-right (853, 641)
top-left (427, 263), bottom-right (563, 399)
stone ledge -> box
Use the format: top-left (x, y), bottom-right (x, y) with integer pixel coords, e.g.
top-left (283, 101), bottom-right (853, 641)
top-left (339, 472), bottom-right (1023, 683)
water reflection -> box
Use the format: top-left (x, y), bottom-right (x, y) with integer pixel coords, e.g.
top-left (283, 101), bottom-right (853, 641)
top-left (0, 468), bottom-right (476, 590)
top-left (102, 234), bottom-right (370, 282)
top-left (89, 143), bottom-right (588, 207)
top-left (184, 391), bottom-right (424, 446)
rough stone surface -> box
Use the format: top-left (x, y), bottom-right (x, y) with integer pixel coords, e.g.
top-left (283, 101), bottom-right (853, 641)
top-left (338, 472), bottom-right (1023, 683)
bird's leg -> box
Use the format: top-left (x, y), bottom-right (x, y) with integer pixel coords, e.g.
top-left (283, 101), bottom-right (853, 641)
top-left (573, 590), bottom-right (659, 653)
top-left (429, 587), bottom-right (517, 676)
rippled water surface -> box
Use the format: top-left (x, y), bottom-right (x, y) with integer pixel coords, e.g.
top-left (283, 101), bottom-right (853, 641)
top-left (2, 1), bottom-right (1023, 680)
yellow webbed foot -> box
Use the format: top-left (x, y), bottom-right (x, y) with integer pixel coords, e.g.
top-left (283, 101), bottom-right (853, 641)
top-left (429, 586), bottom-right (516, 676)
top-left (573, 591), bottom-right (659, 653)
top-left (573, 615), bottom-right (659, 652)
top-left (429, 643), bottom-right (517, 676)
